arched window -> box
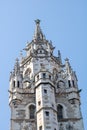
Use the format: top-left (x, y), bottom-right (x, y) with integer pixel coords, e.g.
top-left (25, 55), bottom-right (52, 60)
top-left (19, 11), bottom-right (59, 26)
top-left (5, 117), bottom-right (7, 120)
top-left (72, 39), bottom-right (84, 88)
top-left (57, 104), bottom-right (63, 121)
top-left (29, 105), bottom-right (35, 119)
top-left (57, 80), bottom-right (65, 88)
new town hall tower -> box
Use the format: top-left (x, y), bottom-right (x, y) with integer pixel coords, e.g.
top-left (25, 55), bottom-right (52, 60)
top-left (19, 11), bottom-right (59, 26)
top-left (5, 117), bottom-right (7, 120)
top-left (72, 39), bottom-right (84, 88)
top-left (9, 20), bottom-right (84, 130)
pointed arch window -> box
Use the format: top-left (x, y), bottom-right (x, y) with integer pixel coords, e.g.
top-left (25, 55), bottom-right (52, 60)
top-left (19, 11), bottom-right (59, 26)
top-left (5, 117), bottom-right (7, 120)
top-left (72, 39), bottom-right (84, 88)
top-left (29, 105), bottom-right (35, 119)
top-left (57, 104), bottom-right (63, 121)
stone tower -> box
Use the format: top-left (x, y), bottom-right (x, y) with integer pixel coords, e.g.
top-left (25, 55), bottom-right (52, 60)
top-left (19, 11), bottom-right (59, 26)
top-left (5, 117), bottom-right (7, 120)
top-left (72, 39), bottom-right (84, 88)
top-left (9, 20), bottom-right (84, 130)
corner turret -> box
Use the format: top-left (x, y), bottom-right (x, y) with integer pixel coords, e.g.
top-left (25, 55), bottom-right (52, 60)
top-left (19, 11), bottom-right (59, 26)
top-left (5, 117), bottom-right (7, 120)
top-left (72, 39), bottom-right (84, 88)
top-left (9, 58), bottom-right (23, 107)
top-left (65, 58), bottom-right (78, 88)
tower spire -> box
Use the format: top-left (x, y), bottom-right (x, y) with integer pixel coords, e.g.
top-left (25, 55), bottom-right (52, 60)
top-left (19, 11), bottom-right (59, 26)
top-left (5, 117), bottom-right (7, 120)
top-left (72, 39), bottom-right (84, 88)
top-left (33, 19), bottom-right (44, 41)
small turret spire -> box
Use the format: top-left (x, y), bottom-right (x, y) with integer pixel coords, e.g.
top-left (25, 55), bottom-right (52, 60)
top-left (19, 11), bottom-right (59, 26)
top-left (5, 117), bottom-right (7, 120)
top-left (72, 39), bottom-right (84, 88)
top-left (58, 50), bottom-right (62, 64)
top-left (14, 58), bottom-right (20, 75)
top-left (65, 58), bottom-right (72, 74)
top-left (20, 50), bottom-right (23, 61)
top-left (33, 19), bottom-right (44, 41)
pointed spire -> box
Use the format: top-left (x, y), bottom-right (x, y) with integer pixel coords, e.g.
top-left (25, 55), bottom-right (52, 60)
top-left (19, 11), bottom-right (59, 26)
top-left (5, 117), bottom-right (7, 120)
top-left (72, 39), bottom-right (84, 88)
top-left (14, 58), bottom-right (20, 75)
top-left (65, 58), bottom-right (72, 74)
top-left (20, 50), bottom-right (23, 61)
top-left (58, 50), bottom-right (62, 64)
top-left (33, 19), bottom-right (44, 41)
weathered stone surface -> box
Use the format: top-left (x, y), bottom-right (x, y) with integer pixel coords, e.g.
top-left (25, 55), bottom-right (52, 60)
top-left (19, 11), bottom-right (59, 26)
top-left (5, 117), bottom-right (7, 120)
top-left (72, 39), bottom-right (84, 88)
top-left (9, 20), bottom-right (84, 130)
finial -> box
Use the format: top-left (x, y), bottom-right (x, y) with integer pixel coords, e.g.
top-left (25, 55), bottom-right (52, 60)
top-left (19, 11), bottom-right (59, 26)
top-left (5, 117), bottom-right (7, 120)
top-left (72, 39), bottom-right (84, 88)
top-left (15, 58), bottom-right (19, 63)
top-left (65, 58), bottom-right (69, 62)
top-left (58, 50), bottom-right (62, 64)
top-left (35, 19), bottom-right (40, 24)
top-left (15, 58), bottom-right (19, 69)
top-left (58, 50), bottom-right (61, 55)
top-left (14, 58), bottom-right (20, 75)
top-left (20, 50), bottom-right (23, 60)
top-left (65, 58), bottom-right (72, 74)
top-left (33, 19), bottom-right (44, 41)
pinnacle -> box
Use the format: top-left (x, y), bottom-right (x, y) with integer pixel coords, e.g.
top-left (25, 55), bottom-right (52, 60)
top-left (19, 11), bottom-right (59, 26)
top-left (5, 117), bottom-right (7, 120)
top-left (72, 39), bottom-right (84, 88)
top-left (35, 19), bottom-right (40, 24)
top-left (33, 19), bottom-right (44, 41)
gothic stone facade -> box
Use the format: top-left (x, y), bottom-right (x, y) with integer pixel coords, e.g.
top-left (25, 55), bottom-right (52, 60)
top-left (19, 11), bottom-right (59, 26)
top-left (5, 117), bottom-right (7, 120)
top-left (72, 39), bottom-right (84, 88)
top-left (9, 20), bottom-right (84, 130)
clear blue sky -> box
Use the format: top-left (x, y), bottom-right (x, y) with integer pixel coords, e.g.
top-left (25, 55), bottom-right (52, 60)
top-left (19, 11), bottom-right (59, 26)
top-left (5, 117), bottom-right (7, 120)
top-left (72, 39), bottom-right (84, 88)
top-left (0, 0), bottom-right (86, 130)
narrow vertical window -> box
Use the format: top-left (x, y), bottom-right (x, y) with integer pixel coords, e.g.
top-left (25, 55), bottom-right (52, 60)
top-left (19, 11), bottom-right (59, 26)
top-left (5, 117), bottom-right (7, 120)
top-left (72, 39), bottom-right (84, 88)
top-left (72, 80), bottom-right (75, 87)
top-left (68, 80), bottom-right (71, 87)
top-left (17, 81), bottom-right (20, 88)
top-left (57, 105), bottom-right (63, 121)
top-left (44, 89), bottom-right (47, 94)
top-left (29, 105), bottom-right (35, 119)
top-left (13, 81), bottom-right (15, 87)
top-left (49, 75), bottom-right (51, 80)
top-left (45, 111), bottom-right (49, 116)
top-left (43, 73), bottom-right (46, 78)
